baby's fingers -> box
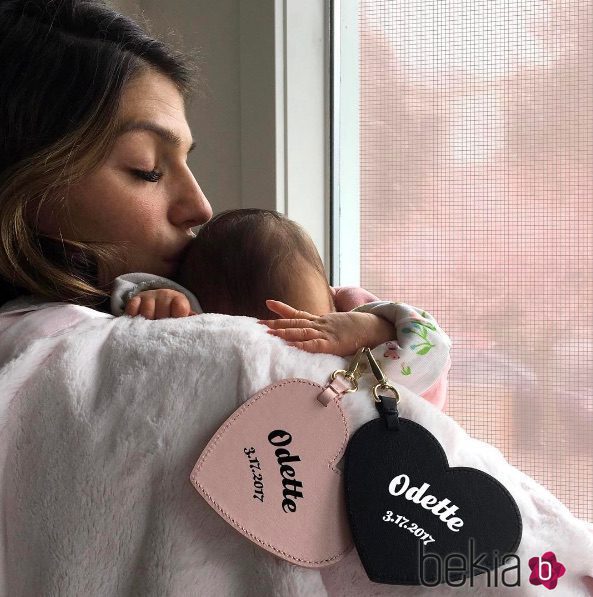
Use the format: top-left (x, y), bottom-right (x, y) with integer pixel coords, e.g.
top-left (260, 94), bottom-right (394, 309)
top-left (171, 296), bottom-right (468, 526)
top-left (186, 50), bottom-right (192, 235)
top-left (170, 295), bottom-right (192, 318)
top-left (267, 327), bottom-right (326, 342)
top-left (154, 296), bottom-right (173, 320)
top-left (286, 338), bottom-right (353, 357)
top-left (285, 338), bottom-right (333, 354)
top-left (124, 296), bottom-right (141, 316)
top-left (265, 299), bottom-right (315, 321)
top-left (138, 296), bottom-right (156, 320)
top-left (259, 318), bottom-right (321, 330)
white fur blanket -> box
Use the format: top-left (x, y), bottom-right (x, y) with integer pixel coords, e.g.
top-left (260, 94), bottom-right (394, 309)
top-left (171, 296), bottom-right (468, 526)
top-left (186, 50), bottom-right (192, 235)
top-left (1, 303), bottom-right (593, 596)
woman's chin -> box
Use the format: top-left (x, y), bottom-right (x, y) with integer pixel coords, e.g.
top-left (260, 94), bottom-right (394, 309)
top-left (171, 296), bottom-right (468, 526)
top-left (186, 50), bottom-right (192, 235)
top-left (160, 259), bottom-right (181, 278)
top-left (101, 259), bottom-right (182, 284)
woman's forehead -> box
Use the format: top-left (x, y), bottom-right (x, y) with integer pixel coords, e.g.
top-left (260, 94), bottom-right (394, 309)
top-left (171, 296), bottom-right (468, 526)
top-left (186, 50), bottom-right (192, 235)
top-left (117, 70), bottom-right (193, 149)
top-left (115, 119), bottom-right (196, 155)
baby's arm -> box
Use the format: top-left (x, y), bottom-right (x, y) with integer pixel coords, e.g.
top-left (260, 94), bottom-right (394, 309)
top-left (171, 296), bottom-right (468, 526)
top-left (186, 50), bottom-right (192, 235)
top-left (110, 273), bottom-right (202, 318)
top-left (262, 297), bottom-right (452, 411)
top-left (353, 301), bottom-right (452, 410)
top-left (261, 300), bottom-right (397, 357)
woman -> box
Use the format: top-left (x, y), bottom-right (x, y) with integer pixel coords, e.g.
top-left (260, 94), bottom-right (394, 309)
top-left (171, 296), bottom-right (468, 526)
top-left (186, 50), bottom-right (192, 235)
top-left (0, 0), bottom-right (397, 348)
top-left (3, 2), bottom-right (592, 596)
top-left (0, 1), bottom-right (418, 594)
top-left (0, 0), bottom-right (210, 311)
top-left (1, 0), bottom-right (450, 390)
top-left (0, 4), bottom-right (331, 593)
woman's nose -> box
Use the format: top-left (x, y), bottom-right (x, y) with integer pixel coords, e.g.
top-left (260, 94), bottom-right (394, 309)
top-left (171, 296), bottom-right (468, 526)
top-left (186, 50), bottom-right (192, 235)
top-left (170, 167), bottom-right (213, 229)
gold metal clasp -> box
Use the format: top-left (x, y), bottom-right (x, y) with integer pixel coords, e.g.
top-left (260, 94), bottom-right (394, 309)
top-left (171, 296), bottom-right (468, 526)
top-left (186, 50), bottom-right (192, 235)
top-left (330, 347), bottom-right (366, 393)
top-left (363, 347), bottom-right (400, 404)
top-left (329, 347), bottom-right (401, 403)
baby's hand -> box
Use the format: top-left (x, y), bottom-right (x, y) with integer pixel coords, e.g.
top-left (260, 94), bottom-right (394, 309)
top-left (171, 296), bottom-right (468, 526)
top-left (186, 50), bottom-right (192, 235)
top-left (258, 300), bottom-right (395, 356)
top-left (124, 289), bottom-right (197, 320)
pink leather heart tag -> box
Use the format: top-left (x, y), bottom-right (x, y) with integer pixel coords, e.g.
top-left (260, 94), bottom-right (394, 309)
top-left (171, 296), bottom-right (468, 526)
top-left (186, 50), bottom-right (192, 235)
top-left (190, 378), bottom-right (353, 567)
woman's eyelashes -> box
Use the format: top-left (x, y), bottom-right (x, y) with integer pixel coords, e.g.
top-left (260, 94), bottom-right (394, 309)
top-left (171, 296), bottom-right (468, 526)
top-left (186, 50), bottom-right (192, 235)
top-left (132, 168), bottom-right (163, 183)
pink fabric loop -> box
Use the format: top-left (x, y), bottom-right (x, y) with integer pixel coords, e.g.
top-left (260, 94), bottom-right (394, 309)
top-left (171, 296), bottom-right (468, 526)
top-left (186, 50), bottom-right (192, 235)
top-left (316, 375), bottom-right (353, 406)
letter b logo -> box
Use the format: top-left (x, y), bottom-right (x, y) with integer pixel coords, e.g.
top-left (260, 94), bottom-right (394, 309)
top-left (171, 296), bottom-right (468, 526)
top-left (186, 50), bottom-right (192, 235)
top-left (528, 551), bottom-right (566, 588)
top-left (536, 557), bottom-right (552, 582)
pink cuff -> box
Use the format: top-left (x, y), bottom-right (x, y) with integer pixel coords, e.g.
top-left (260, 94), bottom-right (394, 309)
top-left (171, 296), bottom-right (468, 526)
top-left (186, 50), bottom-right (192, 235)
top-left (419, 355), bottom-right (451, 411)
top-left (330, 286), bottom-right (381, 312)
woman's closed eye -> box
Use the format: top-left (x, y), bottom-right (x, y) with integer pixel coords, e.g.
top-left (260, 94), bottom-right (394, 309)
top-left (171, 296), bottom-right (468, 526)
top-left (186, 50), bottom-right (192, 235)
top-left (132, 168), bottom-right (163, 183)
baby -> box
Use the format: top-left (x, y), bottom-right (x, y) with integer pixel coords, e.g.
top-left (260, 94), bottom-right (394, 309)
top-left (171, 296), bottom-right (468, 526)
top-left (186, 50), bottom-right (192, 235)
top-left (179, 208), bottom-right (337, 320)
top-left (111, 208), bottom-right (452, 409)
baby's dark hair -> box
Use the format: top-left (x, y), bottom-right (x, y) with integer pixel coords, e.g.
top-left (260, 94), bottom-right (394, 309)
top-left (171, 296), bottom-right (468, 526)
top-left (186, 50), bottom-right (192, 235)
top-left (177, 209), bottom-right (333, 319)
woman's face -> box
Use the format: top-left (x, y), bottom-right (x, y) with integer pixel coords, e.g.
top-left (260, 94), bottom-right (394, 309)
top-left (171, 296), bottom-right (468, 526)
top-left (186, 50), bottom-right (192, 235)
top-left (37, 69), bottom-right (213, 286)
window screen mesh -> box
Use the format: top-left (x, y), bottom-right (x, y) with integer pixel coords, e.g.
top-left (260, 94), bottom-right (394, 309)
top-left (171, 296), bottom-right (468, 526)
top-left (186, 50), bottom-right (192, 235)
top-left (359, 0), bottom-right (592, 521)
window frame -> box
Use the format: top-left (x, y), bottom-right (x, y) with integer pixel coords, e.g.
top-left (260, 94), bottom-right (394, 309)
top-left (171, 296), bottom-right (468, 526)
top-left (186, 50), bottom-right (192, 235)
top-left (239, 0), bottom-right (334, 276)
top-left (330, 0), bottom-right (361, 287)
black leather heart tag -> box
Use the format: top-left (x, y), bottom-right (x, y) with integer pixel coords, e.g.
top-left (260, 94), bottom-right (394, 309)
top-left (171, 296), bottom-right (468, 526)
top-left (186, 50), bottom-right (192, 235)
top-left (344, 410), bottom-right (522, 585)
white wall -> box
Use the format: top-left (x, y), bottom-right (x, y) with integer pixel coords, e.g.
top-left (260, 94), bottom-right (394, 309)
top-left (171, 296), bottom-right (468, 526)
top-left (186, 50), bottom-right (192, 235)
top-left (111, 0), bottom-right (243, 214)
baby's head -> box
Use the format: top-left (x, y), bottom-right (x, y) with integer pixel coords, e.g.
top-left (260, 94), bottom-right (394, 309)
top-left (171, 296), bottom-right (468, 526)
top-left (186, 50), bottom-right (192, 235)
top-left (177, 209), bottom-right (336, 319)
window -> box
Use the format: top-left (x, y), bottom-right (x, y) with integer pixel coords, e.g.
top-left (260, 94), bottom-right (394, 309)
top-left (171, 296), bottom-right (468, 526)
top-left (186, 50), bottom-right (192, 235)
top-left (333, 0), bottom-right (593, 521)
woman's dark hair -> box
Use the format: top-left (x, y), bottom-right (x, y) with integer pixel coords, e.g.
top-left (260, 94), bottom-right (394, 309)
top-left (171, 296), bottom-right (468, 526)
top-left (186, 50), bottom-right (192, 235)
top-left (177, 209), bottom-right (334, 320)
top-left (0, 0), bottom-right (195, 309)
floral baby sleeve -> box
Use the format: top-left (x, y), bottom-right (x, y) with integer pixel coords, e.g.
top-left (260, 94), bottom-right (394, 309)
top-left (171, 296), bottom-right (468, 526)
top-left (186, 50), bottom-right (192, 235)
top-left (351, 301), bottom-right (452, 409)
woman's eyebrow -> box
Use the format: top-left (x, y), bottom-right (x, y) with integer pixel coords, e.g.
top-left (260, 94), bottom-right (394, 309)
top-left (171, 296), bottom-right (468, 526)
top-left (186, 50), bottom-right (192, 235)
top-left (117, 120), bottom-right (196, 153)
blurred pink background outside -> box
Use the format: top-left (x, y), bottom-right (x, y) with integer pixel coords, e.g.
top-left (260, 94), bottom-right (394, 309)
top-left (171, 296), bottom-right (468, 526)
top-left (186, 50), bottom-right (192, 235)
top-left (359, 0), bottom-right (592, 521)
